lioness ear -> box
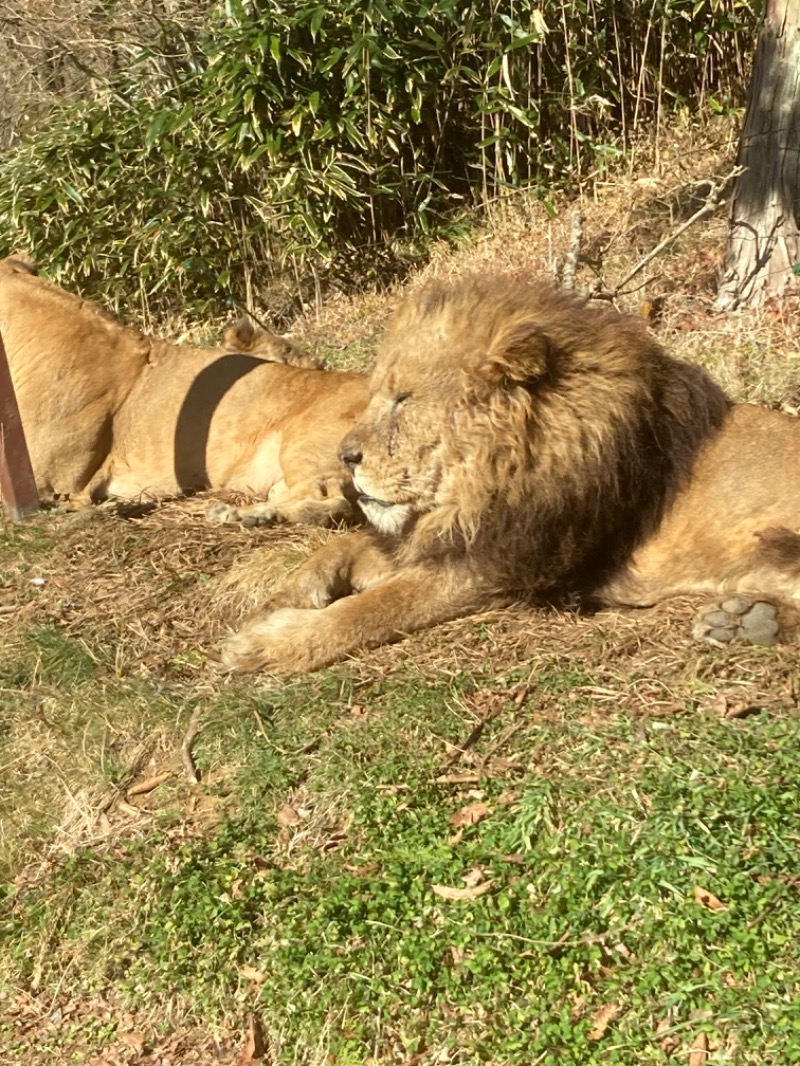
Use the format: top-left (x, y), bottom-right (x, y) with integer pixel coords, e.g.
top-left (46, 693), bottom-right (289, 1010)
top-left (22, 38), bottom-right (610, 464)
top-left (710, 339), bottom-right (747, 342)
top-left (483, 321), bottom-right (554, 388)
top-left (222, 315), bottom-right (256, 351)
top-left (4, 254), bottom-right (38, 277)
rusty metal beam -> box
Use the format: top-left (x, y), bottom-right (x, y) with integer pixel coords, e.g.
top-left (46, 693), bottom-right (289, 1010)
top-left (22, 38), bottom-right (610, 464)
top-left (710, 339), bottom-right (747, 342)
top-left (0, 328), bottom-right (39, 520)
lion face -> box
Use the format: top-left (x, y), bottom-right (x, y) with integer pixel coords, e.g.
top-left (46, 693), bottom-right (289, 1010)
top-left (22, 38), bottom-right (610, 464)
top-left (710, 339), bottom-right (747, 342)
top-left (338, 372), bottom-right (454, 536)
top-left (337, 278), bottom-right (559, 541)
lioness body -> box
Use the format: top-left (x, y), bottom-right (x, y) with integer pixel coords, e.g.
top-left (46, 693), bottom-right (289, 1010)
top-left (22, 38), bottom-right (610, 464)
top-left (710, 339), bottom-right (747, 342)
top-left (0, 256), bottom-right (367, 524)
top-left (222, 274), bottom-right (800, 674)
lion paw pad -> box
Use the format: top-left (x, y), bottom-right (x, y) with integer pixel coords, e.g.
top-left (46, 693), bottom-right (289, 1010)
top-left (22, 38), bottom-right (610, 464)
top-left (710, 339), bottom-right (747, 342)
top-left (692, 598), bottom-right (781, 646)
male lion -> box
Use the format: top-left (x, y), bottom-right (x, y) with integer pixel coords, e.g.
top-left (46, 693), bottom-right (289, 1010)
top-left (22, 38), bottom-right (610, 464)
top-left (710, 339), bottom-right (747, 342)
top-left (221, 273), bottom-right (800, 674)
top-left (0, 255), bottom-right (367, 525)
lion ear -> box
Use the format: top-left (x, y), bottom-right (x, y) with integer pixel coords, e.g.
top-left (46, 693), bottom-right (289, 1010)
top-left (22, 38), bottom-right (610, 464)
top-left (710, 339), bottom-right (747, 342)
top-left (222, 315), bottom-right (256, 351)
top-left (483, 321), bottom-right (554, 388)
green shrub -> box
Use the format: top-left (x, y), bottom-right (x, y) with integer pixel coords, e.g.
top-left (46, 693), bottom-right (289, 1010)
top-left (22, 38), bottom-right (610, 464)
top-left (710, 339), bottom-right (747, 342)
top-left (0, 0), bottom-right (757, 321)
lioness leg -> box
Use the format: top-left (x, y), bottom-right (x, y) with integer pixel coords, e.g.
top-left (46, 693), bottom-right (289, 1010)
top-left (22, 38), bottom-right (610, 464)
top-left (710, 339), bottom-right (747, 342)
top-left (207, 496), bottom-right (353, 528)
top-left (268, 475), bottom-right (359, 526)
top-left (207, 475), bottom-right (358, 528)
top-left (221, 556), bottom-right (483, 675)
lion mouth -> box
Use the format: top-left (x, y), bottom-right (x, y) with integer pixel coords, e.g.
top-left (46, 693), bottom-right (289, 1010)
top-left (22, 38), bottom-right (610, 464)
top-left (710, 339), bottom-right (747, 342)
top-left (355, 490), bottom-right (413, 535)
top-left (358, 493), bottom-right (393, 509)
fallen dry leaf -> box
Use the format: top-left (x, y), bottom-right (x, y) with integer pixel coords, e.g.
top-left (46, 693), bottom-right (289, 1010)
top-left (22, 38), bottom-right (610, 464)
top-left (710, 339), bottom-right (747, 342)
top-left (240, 965), bottom-right (267, 985)
top-left (462, 867), bottom-right (487, 888)
top-left (710, 693), bottom-right (729, 716)
top-left (694, 886), bottom-right (727, 911)
top-left (448, 801), bottom-right (490, 829)
top-left (711, 693), bottom-right (761, 719)
top-left (432, 880), bottom-right (495, 901)
top-left (237, 1012), bottom-right (265, 1064)
top-left (655, 1017), bottom-right (679, 1054)
top-left (587, 1002), bottom-right (620, 1040)
top-left (688, 1030), bottom-right (709, 1066)
top-left (118, 1032), bottom-right (145, 1052)
top-left (725, 702), bottom-right (762, 719)
top-left (127, 771), bottom-right (171, 796)
top-left (435, 772), bottom-right (482, 784)
top-left (276, 804), bottom-right (302, 828)
top-left (344, 860), bottom-right (380, 877)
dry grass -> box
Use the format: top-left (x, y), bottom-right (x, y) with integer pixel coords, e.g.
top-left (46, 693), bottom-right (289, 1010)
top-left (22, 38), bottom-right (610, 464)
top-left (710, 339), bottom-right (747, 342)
top-left (3, 499), bottom-right (794, 866)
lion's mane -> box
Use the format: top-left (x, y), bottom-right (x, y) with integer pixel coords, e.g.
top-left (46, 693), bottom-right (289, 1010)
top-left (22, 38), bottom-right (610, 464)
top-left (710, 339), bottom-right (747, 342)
top-left (376, 274), bottom-right (731, 599)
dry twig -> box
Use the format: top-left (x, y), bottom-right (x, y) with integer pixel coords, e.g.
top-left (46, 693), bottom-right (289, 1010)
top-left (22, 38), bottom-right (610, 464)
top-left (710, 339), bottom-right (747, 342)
top-left (561, 210), bottom-right (584, 290)
top-left (181, 705), bottom-right (204, 784)
top-left (603, 166), bottom-right (744, 299)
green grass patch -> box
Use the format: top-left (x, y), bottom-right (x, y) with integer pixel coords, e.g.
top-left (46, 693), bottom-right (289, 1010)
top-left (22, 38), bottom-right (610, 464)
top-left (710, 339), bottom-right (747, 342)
top-left (3, 662), bottom-right (800, 1063)
top-left (2, 510), bottom-right (799, 1062)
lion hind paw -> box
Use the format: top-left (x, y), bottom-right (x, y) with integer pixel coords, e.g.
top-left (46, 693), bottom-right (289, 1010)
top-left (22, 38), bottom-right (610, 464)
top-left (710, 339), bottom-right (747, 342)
top-left (692, 597), bottom-right (781, 647)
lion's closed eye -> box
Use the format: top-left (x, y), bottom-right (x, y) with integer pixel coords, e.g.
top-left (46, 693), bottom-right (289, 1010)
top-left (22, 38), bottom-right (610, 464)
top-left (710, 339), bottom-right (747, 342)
top-left (387, 393), bottom-right (412, 456)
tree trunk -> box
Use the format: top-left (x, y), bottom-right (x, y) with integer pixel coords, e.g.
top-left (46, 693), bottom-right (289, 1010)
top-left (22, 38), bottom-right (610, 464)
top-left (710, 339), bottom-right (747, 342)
top-left (716, 0), bottom-right (800, 310)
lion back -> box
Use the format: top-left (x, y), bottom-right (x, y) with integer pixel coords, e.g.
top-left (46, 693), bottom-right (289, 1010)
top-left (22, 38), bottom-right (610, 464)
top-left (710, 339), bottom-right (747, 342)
top-left (0, 257), bottom-right (151, 496)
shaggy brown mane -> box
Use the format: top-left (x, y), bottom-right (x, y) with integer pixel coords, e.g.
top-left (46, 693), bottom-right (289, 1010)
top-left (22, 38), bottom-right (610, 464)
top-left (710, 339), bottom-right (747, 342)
top-left (388, 275), bottom-right (731, 598)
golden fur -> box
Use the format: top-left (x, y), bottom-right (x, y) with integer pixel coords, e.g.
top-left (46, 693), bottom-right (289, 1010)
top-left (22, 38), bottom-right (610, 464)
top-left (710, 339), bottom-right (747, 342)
top-left (220, 315), bottom-right (324, 369)
top-left (222, 272), bottom-right (800, 674)
top-left (0, 255), bottom-right (367, 524)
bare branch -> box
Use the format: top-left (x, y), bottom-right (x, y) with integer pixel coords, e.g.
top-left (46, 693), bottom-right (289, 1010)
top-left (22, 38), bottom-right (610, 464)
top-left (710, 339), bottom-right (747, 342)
top-left (561, 210), bottom-right (584, 291)
top-left (609, 166), bottom-right (744, 298)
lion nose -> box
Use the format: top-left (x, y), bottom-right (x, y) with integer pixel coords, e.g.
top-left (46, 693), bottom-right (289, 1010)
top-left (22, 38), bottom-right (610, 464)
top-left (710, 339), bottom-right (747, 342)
top-left (339, 441), bottom-right (363, 471)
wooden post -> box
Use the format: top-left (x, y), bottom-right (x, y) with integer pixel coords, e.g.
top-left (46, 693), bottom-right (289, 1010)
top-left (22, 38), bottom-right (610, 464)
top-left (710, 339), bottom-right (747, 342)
top-left (0, 328), bottom-right (39, 520)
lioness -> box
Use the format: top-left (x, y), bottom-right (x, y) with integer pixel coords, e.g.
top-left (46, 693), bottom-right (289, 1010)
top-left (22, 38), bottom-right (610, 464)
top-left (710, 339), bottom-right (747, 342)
top-left (0, 255), bottom-right (367, 525)
top-left (221, 273), bottom-right (800, 674)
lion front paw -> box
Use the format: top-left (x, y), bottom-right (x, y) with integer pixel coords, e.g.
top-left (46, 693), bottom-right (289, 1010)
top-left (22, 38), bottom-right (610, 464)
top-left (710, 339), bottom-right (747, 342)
top-left (206, 502), bottom-right (241, 525)
top-left (206, 501), bottom-right (278, 527)
top-left (220, 607), bottom-right (337, 675)
top-left (692, 596), bottom-right (781, 647)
